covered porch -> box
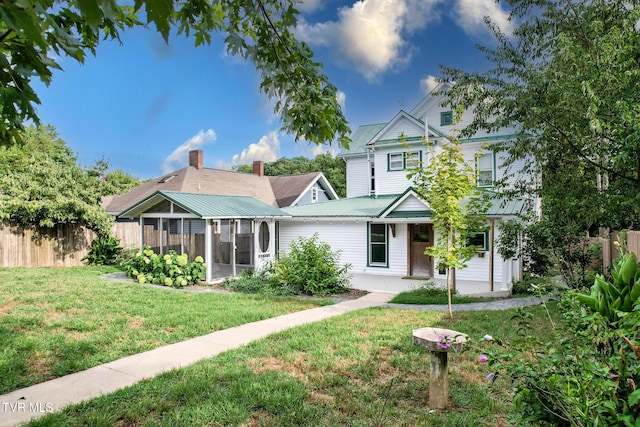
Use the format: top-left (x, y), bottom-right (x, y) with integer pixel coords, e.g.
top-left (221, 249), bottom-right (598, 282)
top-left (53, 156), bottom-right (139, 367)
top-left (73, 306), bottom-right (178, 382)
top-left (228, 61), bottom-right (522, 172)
top-left (118, 190), bottom-right (290, 283)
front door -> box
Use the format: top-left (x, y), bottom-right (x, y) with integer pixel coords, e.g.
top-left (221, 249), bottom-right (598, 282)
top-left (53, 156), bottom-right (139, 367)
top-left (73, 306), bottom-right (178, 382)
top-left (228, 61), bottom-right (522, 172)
top-left (409, 224), bottom-right (433, 277)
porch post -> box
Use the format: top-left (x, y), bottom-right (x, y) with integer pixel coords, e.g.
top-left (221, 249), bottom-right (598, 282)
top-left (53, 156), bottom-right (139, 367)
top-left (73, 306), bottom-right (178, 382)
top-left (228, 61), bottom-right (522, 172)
top-left (489, 219), bottom-right (495, 292)
top-left (205, 220), bottom-right (212, 283)
top-left (231, 219), bottom-right (237, 277)
top-left (138, 217), bottom-right (144, 250)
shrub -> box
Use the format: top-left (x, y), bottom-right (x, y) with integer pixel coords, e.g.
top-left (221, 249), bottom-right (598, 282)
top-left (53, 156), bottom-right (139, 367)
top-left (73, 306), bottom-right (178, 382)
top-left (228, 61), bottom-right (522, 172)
top-left (120, 246), bottom-right (206, 288)
top-left (271, 233), bottom-right (351, 296)
top-left (83, 236), bottom-right (122, 266)
top-left (222, 268), bottom-right (298, 296)
top-left (470, 247), bottom-right (640, 426)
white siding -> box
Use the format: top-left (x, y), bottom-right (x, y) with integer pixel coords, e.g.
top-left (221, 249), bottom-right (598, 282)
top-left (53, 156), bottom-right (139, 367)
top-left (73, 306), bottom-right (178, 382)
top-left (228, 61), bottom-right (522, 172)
top-left (346, 156), bottom-right (369, 198)
top-left (378, 119), bottom-right (424, 141)
top-left (374, 147), bottom-right (417, 195)
top-left (431, 222), bottom-right (510, 289)
top-left (393, 196), bottom-right (428, 212)
top-left (278, 220), bottom-right (409, 276)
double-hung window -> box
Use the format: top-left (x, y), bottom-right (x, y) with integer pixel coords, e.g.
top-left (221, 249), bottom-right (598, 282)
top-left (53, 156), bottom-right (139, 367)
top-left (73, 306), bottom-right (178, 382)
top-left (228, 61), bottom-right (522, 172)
top-left (405, 151), bottom-right (421, 169)
top-left (368, 223), bottom-right (388, 266)
top-left (388, 151), bottom-right (422, 171)
top-left (477, 153), bottom-right (495, 187)
top-left (388, 153), bottom-right (404, 171)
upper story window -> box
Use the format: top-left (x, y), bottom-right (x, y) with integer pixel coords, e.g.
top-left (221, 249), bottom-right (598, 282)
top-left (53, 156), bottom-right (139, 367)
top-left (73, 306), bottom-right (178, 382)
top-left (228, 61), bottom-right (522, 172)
top-left (476, 153), bottom-right (495, 187)
top-left (441, 111), bottom-right (453, 126)
top-left (388, 153), bottom-right (404, 171)
top-left (405, 151), bottom-right (421, 169)
top-left (370, 162), bottom-right (376, 194)
top-left (387, 151), bottom-right (423, 171)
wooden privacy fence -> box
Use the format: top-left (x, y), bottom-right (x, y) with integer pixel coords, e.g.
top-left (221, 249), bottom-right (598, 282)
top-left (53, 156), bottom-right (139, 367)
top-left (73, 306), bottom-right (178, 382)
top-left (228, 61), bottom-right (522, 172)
top-left (0, 220), bottom-right (140, 268)
top-left (595, 230), bottom-right (640, 271)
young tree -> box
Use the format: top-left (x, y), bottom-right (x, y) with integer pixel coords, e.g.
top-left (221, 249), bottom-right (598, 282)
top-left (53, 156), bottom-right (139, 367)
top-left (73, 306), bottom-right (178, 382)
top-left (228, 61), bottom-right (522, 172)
top-left (408, 137), bottom-right (489, 318)
top-left (0, 0), bottom-right (349, 147)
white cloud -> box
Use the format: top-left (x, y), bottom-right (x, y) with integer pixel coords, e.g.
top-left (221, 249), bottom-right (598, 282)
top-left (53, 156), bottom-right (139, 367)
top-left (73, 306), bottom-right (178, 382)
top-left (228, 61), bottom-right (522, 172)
top-left (162, 129), bottom-right (216, 174)
top-left (295, 0), bottom-right (325, 13)
top-left (420, 75), bottom-right (439, 94)
top-left (296, 0), bottom-right (442, 82)
top-left (336, 90), bottom-right (346, 112)
top-left (453, 0), bottom-right (514, 39)
top-left (230, 131), bottom-right (281, 167)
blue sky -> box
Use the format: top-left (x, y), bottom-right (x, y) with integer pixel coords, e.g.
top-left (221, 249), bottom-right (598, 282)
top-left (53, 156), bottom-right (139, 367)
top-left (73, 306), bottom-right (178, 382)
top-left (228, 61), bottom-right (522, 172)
top-left (31, 0), bottom-right (514, 179)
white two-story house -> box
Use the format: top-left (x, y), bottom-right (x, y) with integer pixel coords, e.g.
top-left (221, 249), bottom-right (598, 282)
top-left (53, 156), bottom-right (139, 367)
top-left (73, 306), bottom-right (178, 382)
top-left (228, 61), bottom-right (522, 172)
top-left (278, 83), bottom-right (530, 295)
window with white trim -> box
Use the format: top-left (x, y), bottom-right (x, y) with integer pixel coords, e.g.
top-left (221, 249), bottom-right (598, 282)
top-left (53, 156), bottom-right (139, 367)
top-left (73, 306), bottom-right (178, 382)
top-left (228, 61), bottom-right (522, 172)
top-left (388, 151), bottom-right (422, 171)
top-left (467, 231), bottom-right (489, 252)
top-left (477, 153), bottom-right (495, 187)
top-left (368, 223), bottom-right (388, 266)
top-left (405, 151), bottom-right (422, 169)
top-left (388, 153), bottom-right (404, 171)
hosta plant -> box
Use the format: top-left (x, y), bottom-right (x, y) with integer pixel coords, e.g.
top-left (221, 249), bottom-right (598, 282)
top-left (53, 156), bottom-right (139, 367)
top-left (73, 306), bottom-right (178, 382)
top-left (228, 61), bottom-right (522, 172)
top-left (577, 248), bottom-right (640, 323)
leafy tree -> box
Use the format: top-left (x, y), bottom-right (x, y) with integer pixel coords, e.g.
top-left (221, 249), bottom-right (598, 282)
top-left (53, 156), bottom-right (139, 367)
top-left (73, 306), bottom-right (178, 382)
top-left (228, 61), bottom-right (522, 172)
top-left (408, 136), bottom-right (489, 318)
top-left (440, 0), bottom-right (640, 283)
top-left (0, 0), bottom-right (349, 147)
top-left (0, 125), bottom-right (116, 236)
top-left (235, 153), bottom-right (346, 197)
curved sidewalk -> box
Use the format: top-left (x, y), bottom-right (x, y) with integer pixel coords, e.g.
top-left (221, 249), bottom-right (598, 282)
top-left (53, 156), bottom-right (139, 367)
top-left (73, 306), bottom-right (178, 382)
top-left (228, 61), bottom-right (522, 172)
top-left (0, 291), bottom-right (547, 427)
top-left (0, 293), bottom-right (393, 427)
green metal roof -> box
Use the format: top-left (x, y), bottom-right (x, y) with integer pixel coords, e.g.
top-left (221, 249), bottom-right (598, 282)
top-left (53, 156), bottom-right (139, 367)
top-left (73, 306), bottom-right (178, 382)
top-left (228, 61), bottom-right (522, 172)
top-left (486, 194), bottom-right (530, 216)
top-left (338, 123), bottom-right (386, 156)
top-left (283, 190), bottom-right (529, 219)
top-left (119, 191), bottom-right (290, 218)
top-left (283, 194), bottom-right (402, 217)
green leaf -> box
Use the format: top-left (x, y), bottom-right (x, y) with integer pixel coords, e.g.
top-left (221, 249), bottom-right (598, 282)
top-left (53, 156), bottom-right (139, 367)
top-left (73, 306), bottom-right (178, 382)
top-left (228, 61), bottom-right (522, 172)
top-left (620, 252), bottom-right (638, 284)
top-left (75, 0), bottom-right (103, 29)
top-left (628, 389), bottom-right (640, 407)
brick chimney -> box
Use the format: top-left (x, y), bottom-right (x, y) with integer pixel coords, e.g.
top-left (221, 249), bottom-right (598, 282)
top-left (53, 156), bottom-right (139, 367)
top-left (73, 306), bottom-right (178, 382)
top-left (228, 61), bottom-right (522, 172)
top-left (252, 160), bottom-right (264, 177)
top-left (189, 150), bottom-right (203, 170)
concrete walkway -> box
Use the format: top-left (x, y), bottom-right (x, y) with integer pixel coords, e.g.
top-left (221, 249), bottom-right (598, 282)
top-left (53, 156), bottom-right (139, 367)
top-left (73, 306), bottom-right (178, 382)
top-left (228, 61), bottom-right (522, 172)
top-left (0, 292), bottom-right (393, 427)
top-left (0, 287), bottom-right (547, 427)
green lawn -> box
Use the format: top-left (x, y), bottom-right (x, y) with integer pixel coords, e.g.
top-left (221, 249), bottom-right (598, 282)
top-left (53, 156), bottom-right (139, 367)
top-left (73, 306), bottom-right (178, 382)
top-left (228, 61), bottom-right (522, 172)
top-left (0, 266), bottom-right (329, 394)
top-left (390, 286), bottom-right (495, 305)
top-left (27, 302), bottom-right (559, 426)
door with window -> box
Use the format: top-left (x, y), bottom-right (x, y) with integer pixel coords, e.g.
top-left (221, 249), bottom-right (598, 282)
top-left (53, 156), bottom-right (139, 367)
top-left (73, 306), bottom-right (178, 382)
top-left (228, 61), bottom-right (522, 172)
top-left (409, 224), bottom-right (433, 277)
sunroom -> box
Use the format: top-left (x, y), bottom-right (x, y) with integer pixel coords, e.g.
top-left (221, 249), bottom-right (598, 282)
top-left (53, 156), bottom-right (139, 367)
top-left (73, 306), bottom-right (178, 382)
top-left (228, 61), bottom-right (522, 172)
top-left (118, 190), bottom-right (290, 282)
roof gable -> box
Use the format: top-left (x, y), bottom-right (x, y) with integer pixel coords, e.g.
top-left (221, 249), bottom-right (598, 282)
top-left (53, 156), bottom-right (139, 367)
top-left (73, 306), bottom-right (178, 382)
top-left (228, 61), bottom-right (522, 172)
top-left (408, 81), bottom-right (452, 120)
top-left (379, 189), bottom-right (431, 219)
top-left (268, 172), bottom-right (339, 207)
